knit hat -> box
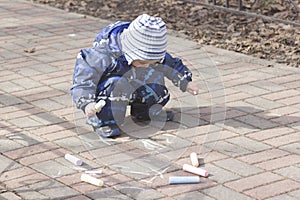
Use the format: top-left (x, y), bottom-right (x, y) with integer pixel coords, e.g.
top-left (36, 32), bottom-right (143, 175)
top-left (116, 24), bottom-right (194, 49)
top-left (121, 14), bottom-right (167, 64)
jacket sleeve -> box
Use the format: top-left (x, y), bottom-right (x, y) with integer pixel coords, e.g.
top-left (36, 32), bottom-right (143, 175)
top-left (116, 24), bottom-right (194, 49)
top-left (153, 52), bottom-right (192, 92)
top-left (70, 48), bottom-right (111, 111)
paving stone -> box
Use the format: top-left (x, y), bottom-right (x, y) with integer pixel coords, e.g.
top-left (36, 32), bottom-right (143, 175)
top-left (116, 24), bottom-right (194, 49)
top-left (24, 180), bottom-right (79, 199)
top-left (7, 116), bottom-right (44, 128)
top-left (0, 81), bottom-right (24, 93)
top-left (31, 98), bottom-right (66, 111)
top-left (250, 80), bottom-right (287, 92)
top-left (226, 136), bottom-right (271, 152)
top-left (3, 172), bottom-right (49, 190)
top-left (86, 187), bottom-right (134, 200)
top-left (0, 192), bottom-right (22, 200)
top-left (269, 74), bottom-right (300, 84)
top-left (0, 154), bottom-right (21, 173)
top-left (204, 163), bottom-right (241, 183)
top-left (274, 166), bottom-right (300, 182)
top-left (225, 172), bottom-right (283, 192)
top-left (0, 166), bottom-right (35, 182)
top-left (236, 114), bottom-right (279, 130)
top-left (174, 191), bottom-right (215, 200)
top-left (30, 160), bottom-right (77, 178)
top-left (202, 185), bottom-right (252, 200)
top-left (271, 112), bottom-right (300, 125)
top-left (192, 130), bottom-right (238, 145)
top-left (263, 132), bottom-right (300, 147)
top-left (14, 187), bottom-right (49, 200)
top-left (289, 121), bottom-right (300, 130)
top-left (244, 179), bottom-right (300, 200)
top-left (0, 138), bottom-right (24, 152)
top-left (64, 195), bottom-right (92, 200)
top-left (237, 148), bottom-right (290, 165)
top-left (19, 148), bottom-right (66, 166)
top-left (262, 89), bottom-right (300, 101)
top-left (214, 158), bottom-right (262, 176)
top-left (7, 131), bottom-right (46, 146)
top-left (114, 181), bottom-right (165, 200)
top-left (247, 127), bottom-right (295, 141)
top-left (204, 141), bottom-right (252, 157)
top-left (288, 189), bottom-right (300, 199)
top-left (223, 119), bottom-right (259, 135)
top-left (3, 142), bottom-right (59, 160)
top-left (0, 94), bottom-right (24, 106)
top-left (279, 142), bottom-right (300, 154)
top-left (70, 182), bottom-right (100, 194)
top-left (255, 154), bottom-right (300, 171)
top-left (265, 194), bottom-right (299, 200)
top-left (10, 86), bottom-right (51, 98)
top-left (245, 97), bottom-right (284, 110)
top-left (54, 136), bottom-right (88, 153)
top-left (11, 77), bottom-right (43, 89)
top-left (278, 95), bottom-right (300, 106)
top-left (232, 84), bottom-right (270, 96)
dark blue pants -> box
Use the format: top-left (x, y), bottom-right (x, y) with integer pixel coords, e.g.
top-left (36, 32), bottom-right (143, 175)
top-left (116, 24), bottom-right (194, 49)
top-left (95, 68), bottom-right (170, 126)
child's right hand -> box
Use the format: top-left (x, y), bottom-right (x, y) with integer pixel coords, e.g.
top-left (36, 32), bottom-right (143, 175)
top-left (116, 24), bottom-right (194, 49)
top-left (85, 102), bottom-right (97, 117)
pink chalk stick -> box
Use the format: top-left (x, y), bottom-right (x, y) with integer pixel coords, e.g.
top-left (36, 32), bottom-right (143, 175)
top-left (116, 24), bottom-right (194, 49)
top-left (183, 164), bottom-right (209, 177)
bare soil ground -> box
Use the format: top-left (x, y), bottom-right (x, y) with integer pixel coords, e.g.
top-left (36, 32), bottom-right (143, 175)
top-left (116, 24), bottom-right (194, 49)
top-left (31, 0), bottom-right (300, 67)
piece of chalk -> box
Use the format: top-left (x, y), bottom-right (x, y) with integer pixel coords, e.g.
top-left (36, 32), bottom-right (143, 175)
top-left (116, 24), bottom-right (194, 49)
top-left (64, 154), bottom-right (82, 166)
top-left (190, 152), bottom-right (199, 167)
top-left (81, 173), bottom-right (103, 186)
top-left (95, 100), bottom-right (106, 112)
top-left (183, 164), bottom-right (209, 177)
top-left (193, 91), bottom-right (197, 95)
top-left (169, 176), bottom-right (200, 184)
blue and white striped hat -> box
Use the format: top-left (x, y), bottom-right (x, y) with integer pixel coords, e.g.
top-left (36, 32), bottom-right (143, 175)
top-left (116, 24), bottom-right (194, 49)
top-left (121, 14), bottom-right (167, 64)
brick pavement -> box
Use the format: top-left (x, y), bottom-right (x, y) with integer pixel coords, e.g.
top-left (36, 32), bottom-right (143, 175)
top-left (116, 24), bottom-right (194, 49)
top-left (0, 0), bottom-right (299, 199)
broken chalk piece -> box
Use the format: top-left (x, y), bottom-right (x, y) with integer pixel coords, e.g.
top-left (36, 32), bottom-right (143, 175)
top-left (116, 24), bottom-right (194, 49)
top-left (183, 164), bottom-right (209, 177)
top-left (169, 176), bottom-right (200, 184)
top-left (64, 154), bottom-right (82, 166)
top-left (95, 100), bottom-right (106, 112)
top-left (193, 91), bottom-right (197, 95)
top-left (190, 152), bottom-right (199, 167)
top-left (81, 173), bottom-right (103, 186)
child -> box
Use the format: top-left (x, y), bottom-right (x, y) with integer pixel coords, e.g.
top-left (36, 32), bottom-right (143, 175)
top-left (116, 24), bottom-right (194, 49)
top-left (70, 14), bottom-right (199, 138)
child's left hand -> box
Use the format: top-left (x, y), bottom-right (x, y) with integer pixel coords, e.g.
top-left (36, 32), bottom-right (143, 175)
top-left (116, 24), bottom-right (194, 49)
top-left (187, 82), bottom-right (199, 95)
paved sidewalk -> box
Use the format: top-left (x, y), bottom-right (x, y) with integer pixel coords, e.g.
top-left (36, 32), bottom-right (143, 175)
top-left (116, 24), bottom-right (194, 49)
top-left (1, 0), bottom-right (300, 199)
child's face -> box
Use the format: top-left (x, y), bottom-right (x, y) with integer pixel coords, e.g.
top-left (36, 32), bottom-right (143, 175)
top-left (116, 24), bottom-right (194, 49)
top-left (132, 59), bottom-right (160, 67)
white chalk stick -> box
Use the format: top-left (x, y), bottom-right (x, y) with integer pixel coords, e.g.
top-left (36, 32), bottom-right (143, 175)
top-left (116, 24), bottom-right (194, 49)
top-left (190, 152), bottom-right (199, 167)
top-left (95, 100), bottom-right (106, 112)
top-left (169, 176), bottom-right (200, 184)
top-left (81, 173), bottom-right (103, 186)
top-left (64, 154), bottom-right (82, 166)
top-left (183, 164), bottom-right (209, 177)
top-left (85, 169), bottom-right (103, 174)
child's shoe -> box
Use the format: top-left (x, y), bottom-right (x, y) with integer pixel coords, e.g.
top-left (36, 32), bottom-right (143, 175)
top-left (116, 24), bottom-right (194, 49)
top-left (94, 124), bottom-right (121, 138)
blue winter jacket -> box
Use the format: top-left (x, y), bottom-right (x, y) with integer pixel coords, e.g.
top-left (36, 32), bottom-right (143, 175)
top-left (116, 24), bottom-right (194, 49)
top-left (70, 21), bottom-right (192, 110)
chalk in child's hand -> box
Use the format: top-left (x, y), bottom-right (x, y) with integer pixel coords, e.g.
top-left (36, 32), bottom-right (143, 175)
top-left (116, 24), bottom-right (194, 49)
top-left (169, 176), bottom-right (200, 184)
top-left (81, 173), bottom-right (104, 186)
top-left (64, 154), bottom-right (83, 166)
top-left (95, 100), bottom-right (106, 112)
top-left (193, 91), bottom-right (197, 95)
top-left (190, 152), bottom-right (199, 167)
top-left (183, 164), bottom-right (209, 177)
